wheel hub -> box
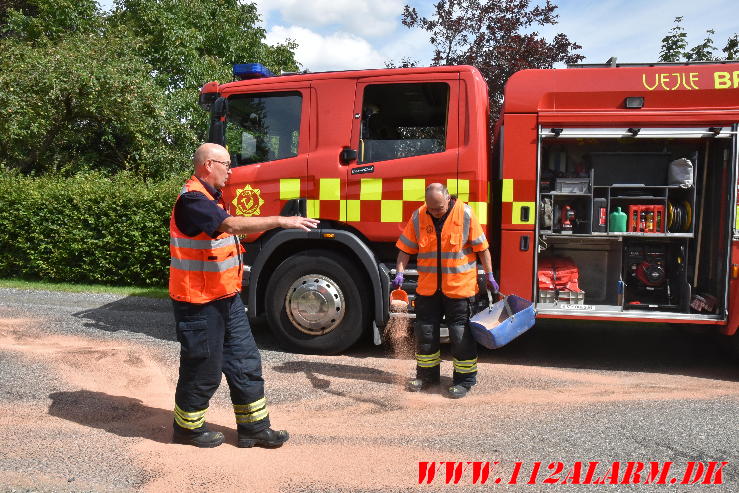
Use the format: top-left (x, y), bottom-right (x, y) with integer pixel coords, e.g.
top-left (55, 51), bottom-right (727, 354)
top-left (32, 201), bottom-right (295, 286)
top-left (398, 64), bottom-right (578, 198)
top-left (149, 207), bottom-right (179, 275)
top-left (285, 274), bottom-right (345, 335)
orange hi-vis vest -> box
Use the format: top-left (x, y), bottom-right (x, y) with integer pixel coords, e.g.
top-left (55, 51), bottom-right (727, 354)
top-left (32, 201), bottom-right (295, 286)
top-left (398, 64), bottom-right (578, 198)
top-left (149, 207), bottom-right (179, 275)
top-left (396, 199), bottom-right (489, 298)
top-left (169, 176), bottom-right (244, 304)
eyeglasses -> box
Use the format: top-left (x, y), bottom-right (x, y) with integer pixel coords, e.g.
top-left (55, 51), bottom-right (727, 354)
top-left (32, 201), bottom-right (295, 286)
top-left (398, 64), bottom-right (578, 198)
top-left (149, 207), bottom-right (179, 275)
top-left (210, 159), bottom-right (231, 169)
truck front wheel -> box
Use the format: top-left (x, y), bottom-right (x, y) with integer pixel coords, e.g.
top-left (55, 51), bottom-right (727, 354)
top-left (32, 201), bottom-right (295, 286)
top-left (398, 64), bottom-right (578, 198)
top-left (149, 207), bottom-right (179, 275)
top-left (265, 250), bottom-right (368, 354)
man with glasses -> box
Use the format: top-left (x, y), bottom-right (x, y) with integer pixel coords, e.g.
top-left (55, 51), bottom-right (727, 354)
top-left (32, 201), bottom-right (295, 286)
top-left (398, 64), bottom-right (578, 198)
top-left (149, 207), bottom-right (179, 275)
top-left (170, 143), bottom-right (318, 448)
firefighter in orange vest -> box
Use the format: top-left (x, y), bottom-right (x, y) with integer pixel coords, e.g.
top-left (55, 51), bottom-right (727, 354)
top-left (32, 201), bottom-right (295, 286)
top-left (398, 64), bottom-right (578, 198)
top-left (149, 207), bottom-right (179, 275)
top-left (170, 143), bottom-right (318, 448)
top-left (394, 183), bottom-right (497, 398)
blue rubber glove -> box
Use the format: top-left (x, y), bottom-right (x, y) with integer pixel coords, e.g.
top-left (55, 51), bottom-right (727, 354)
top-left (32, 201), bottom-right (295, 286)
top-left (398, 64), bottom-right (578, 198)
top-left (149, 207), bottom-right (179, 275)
top-left (485, 272), bottom-right (499, 294)
top-left (392, 272), bottom-right (404, 290)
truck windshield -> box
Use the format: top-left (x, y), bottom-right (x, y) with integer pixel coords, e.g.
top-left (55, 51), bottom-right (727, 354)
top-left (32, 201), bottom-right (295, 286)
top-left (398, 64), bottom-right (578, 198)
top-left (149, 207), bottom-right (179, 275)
top-left (225, 92), bottom-right (302, 166)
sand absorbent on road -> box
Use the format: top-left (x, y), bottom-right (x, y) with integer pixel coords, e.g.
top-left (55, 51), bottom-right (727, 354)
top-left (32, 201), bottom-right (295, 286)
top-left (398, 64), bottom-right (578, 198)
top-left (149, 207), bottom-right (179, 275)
top-left (385, 300), bottom-right (414, 360)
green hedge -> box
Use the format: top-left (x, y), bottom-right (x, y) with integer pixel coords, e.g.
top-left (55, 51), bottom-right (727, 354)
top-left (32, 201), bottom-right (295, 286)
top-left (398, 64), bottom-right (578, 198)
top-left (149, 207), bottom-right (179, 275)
top-left (0, 172), bottom-right (187, 287)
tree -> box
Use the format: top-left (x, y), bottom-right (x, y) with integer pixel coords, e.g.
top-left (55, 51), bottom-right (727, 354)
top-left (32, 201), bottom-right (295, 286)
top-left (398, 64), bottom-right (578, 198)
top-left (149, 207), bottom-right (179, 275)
top-left (108, 0), bottom-right (299, 142)
top-left (0, 32), bottom-right (193, 179)
top-left (659, 16), bottom-right (688, 62)
top-left (686, 29), bottom-right (717, 62)
top-left (402, 0), bottom-right (583, 123)
top-left (385, 57), bottom-right (420, 69)
top-left (724, 34), bottom-right (739, 60)
top-left (659, 17), bottom-right (738, 62)
top-left (1, 0), bottom-right (101, 40)
top-left (0, 0), bottom-right (300, 178)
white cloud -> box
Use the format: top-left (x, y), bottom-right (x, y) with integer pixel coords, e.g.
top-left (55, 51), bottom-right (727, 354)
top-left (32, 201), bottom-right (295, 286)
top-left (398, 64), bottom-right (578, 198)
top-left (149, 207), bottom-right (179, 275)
top-left (258, 0), bottom-right (405, 39)
top-left (266, 25), bottom-right (386, 71)
top-left (380, 27), bottom-right (435, 66)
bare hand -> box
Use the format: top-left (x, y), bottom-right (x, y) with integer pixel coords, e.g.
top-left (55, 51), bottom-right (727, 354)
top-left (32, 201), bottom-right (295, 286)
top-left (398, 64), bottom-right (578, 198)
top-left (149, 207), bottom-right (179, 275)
top-left (279, 215), bottom-right (320, 231)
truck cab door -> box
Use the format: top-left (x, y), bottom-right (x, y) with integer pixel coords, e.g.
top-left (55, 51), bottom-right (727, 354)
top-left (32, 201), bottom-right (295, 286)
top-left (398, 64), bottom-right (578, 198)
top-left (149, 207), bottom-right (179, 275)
top-left (345, 74), bottom-right (460, 241)
top-left (304, 78), bottom-right (358, 223)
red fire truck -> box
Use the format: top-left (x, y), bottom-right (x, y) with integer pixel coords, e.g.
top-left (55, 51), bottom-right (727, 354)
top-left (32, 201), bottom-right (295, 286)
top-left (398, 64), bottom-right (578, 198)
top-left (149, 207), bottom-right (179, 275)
top-left (198, 61), bottom-right (739, 355)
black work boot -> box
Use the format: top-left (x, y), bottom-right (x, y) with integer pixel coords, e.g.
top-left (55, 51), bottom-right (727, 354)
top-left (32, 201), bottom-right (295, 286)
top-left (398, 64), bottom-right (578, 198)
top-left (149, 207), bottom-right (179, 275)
top-left (238, 427), bottom-right (289, 448)
top-left (172, 424), bottom-right (225, 448)
top-left (406, 378), bottom-right (439, 392)
top-left (448, 384), bottom-right (472, 399)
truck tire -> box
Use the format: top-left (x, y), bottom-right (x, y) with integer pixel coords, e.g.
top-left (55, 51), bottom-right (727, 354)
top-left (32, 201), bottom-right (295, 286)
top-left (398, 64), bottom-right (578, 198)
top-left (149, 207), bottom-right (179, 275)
top-left (265, 250), bottom-right (369, 354)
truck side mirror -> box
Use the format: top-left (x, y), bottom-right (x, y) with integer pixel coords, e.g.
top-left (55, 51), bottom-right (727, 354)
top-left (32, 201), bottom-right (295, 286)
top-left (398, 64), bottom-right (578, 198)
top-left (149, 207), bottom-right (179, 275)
top-left (212, 97), bottom-right (228, 119)
top-left (209, 97), bottom-right (228, 146)
top-left (209, 121), bottom-right (225, 146)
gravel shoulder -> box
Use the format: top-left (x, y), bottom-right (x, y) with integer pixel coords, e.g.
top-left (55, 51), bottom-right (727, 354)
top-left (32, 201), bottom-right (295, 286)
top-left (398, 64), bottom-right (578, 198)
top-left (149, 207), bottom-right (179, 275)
top-left (1, 287), bottom-right (738, 492)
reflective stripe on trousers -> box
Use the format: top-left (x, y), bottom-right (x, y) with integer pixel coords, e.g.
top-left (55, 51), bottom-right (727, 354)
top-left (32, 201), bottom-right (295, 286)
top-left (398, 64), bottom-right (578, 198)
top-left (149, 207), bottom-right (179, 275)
top-left (234, 397), bottom-right (269, 424)
top-left (174, 404), bottom-right (206, 430)
top-left (453, 357), bottom-right (478, 374)
top-left (415, 350), bottom-right (441, 368)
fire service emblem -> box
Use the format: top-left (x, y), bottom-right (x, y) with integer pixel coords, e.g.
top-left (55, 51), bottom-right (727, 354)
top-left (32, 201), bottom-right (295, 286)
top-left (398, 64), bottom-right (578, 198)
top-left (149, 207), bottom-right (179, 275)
top-left (232, 184), bottom-right (264, 216)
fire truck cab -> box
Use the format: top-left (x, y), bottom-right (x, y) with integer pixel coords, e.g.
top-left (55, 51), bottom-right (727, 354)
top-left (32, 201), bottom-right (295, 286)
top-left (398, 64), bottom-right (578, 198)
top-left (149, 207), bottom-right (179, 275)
top-left (199, 61), bottom-right (739, 355)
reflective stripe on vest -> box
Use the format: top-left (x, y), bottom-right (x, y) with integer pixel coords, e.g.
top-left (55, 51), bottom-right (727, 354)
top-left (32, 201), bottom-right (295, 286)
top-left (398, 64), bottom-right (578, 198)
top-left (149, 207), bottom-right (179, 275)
top-left (417, 247), bottom-right (473, 260)
top-left (170, 236), bottom-right (237, 250)
top-left (170, 255), bottom-right (241, 273)
top-left (412, 209), bottom-right (420, 241)
top-left (416, 260), bottom-right (477, 274)
top-left (398, 234), bottom-right (418, 250)
top-left (462, 204), bottom-right (471, 246)
top-left (414, 200), bottom-right (479, 298)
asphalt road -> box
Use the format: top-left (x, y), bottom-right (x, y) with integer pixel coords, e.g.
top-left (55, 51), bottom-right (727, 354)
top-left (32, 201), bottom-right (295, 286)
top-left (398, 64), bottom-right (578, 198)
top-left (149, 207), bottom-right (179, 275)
top-left (0, 287), bottom-right (738, 492)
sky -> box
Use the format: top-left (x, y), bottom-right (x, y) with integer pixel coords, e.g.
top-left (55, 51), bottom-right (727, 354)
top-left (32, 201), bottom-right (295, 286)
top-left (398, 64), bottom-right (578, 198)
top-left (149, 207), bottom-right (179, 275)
top-left (98, 0), bottom-right (739, 72)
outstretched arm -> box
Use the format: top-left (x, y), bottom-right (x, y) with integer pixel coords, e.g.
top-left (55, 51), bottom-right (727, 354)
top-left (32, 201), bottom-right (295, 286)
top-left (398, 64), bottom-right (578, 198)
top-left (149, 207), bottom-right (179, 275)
top-left (218, 215), bottom-right (319, 235)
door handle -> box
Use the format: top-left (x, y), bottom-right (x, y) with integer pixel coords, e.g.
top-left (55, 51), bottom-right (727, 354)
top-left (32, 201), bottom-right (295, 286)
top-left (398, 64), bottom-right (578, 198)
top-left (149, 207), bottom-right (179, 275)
top-left (339, 147), bottom-right (357, 165)
top-left (519, 235), bottom-right (530, 251)
top-left (520, 206), bottom-right (530, 223)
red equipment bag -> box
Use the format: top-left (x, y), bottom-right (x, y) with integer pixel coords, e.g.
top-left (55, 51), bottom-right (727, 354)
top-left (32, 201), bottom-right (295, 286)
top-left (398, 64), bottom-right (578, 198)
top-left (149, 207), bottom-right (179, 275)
top-left (537, 257), bottom-right (556, 290)
top-left (538, 256), bottom-right (582, 292)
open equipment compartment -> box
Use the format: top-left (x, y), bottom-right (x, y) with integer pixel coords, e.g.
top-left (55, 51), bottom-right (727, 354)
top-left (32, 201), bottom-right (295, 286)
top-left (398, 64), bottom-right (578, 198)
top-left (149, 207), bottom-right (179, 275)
top-left (535, 127), bottom-right (734, 319)
top-left (537, 236), bottom-right (622, 311)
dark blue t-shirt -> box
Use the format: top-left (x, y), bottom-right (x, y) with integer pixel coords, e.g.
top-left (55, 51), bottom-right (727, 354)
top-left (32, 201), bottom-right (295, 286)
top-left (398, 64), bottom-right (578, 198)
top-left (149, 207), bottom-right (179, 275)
top-left (173, 178), bottom-right (231, 238)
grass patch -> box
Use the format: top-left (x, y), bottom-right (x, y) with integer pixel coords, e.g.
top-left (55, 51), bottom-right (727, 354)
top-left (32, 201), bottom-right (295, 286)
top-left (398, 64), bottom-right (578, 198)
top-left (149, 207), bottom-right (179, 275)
top-left (0, 278), bottom-right (169, 299)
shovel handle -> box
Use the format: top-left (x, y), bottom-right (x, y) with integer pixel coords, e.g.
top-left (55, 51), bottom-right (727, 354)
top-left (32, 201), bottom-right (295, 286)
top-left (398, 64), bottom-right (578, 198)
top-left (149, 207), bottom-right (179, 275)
top-left (486, 287), bottom-right (494, 308)
top-left (486, 287), bottom-right (508, 306)
top-left (486, 287), bottom-right (514, 319)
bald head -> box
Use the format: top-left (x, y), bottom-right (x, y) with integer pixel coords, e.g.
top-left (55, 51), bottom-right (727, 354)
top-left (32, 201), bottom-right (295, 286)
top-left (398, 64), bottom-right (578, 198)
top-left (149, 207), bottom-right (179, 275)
top-left (193, 143), bottom-right (229, 169)
top-left (425, 183), bottom-right (451, 218)
top-left (425, 183), bottom-right (449, 201)
top-left (192, 143), bottom-right (232, 189)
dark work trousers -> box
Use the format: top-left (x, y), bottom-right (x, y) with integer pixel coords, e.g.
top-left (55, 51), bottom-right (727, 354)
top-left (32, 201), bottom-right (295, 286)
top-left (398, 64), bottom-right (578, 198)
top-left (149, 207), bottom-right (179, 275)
top-left (414, 291), bottom-right (478, 387)
top-left (173, 294), bottom-right (270, 433)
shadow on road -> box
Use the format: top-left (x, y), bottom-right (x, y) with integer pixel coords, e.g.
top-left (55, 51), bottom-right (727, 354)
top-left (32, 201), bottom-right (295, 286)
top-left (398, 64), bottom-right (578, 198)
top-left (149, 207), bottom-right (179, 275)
top-left (48, 390), bottom-right (235, 444)
top-left (70, 294), bottom-right (285, 349)
top-left (274, 360), bottom-right (398, 385)
top-left (478, 320), bottom-right (739, 381)
top-left (348, 319), bottom-right (739, 382)
top-left (72, 296), bottom-right (176, 341)
top-left (271, 360), bottom-right (456, 404)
